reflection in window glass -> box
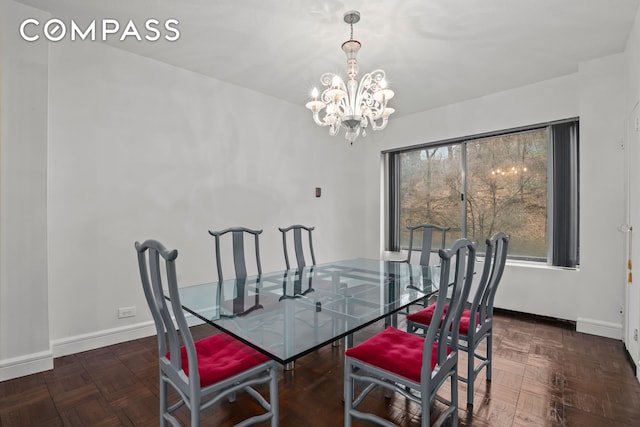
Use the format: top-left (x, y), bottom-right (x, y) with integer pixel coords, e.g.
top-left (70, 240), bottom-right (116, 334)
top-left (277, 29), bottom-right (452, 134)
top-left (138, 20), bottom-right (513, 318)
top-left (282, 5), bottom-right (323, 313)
top-left (466, 129), bottom-right (548, 258)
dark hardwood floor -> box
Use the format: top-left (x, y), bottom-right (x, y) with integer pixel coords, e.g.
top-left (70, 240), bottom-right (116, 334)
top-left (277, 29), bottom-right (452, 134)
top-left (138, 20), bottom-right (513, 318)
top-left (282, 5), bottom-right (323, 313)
top-left (1, 311), bottom-right (639, 426)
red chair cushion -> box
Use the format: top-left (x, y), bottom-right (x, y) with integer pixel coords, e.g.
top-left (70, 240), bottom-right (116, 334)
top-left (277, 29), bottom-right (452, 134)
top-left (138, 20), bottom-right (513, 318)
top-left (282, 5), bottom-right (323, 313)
top-left (407, 303), bottom-right (479, 335)
top-left (172, 333), bottom-right (270, 387)
top-left (345, 327), bottom-right (449, 382)
top-left (406, 303), bottom-right (448, 326)
top-left (459, 312), bottom-right (476, 335)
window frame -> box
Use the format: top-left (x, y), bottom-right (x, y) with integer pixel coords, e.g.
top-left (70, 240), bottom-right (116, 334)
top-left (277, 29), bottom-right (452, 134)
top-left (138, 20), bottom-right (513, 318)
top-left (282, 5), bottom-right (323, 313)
top-left (385, 118), bottom-right (579, 266)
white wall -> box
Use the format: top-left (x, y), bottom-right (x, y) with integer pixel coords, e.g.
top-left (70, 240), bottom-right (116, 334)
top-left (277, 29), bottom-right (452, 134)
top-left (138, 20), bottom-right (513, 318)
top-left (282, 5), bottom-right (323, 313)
top-left (0, 0), bottom-right (52, 381)
top-left (624, 5), bottom-right (640, 378)
top-left (629, 7), bottom-right (640, 107)
top-left (577, 53), bottom-right (628, 335)
top-left (363, 63), bottom-right (629, 338)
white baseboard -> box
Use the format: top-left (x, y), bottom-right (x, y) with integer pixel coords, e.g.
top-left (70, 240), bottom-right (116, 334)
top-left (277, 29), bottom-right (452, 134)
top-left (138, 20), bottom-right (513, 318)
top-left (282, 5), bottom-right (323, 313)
top-left (0, 349), bottom-right (53, 381)
top-left (576, 317), bottom-right (623, 339)
top-left (51, 314), bottom-right (207, 358)
top-left (1, 316), bottom-right (209, 380)
top-left (51, 320), bottom-right (158, 358)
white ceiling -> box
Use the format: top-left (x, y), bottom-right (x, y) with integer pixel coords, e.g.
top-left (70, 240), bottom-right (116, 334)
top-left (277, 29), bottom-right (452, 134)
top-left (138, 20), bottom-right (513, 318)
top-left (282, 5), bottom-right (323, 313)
top-left (16, 0), bottom-right (640, 117)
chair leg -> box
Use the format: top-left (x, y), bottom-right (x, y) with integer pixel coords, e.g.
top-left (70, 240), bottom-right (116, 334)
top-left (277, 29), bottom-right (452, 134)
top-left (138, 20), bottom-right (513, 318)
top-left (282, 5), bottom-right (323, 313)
top-left (191, 396), bottom-right (200, 427)
top-left (486, 333), bottom-right (493, 381)
top-left (421, 394), bottom-right (430, 427)
top-left (451, 371), bottom-right (459, 425)
top-left (344, 360), bottom-right (353, 427)
top-left (270, 367), bottom-right (280, 427)
top-left (467, 344), bottom-right (475, 407)
top-left (159, 377), bottom-right (167, 427)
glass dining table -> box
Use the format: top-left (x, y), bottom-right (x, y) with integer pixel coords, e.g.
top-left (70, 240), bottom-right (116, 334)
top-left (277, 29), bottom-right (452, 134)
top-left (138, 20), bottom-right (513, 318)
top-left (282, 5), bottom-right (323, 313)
top-left (173, 258), bottom-right (443, 367)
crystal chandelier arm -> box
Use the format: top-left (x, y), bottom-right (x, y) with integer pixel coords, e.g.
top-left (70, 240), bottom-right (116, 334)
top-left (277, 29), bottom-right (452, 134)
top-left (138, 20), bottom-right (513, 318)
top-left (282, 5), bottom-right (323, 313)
top-left (356, 72), bottom-right (375, 115)
top-left (355, 70), bottom-right (391, 124)
top-left (366, 69), bottom-right (390, 111)
top-left (320, 72), bottom-right (336, 87)
top-left (317, 73), bottom-right (348, 130)
top-left (367, 69), bottom-right (386, 88)
top-left (320, 74), bottom-right (347, 105)
top-left (370, 115), bottom-right (389, 130)
top-left (306, 87), bottom-right (329, 127)
top-left (312, 110), bottom-right (329, 127)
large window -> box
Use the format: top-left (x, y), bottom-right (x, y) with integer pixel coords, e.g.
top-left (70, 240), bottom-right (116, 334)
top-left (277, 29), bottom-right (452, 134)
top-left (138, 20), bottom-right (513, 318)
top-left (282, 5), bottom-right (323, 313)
top-left (387, 120), bottom-right (579, 267)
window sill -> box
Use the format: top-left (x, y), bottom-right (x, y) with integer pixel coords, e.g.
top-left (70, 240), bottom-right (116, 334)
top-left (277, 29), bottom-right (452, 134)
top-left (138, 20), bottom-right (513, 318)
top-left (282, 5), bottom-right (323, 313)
top-left (502, 258), bottom-right (580, 272)
top-left (384, 251), bottom-right (580, 271)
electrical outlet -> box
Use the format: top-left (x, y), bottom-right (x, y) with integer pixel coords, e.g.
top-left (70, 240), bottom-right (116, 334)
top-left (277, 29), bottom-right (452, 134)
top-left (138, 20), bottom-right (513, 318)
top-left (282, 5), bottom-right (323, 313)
top-left (634, 329), bottom-right (638, 342)
top-left (118, 306), bottom-right (136, 319)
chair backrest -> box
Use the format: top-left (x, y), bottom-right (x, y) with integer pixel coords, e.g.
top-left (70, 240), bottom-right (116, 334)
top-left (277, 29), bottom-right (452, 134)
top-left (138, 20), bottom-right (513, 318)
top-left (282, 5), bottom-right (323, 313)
top-left (468, 232), bottom-right (510, 329)
top-left (208, 227), bottom-right (263, 283)
top-left (406, 224), bottom-right (450, 266)
top-left (422, 238), bottom-right (477, 378)
top-left (135, 240), bottom-right (200, 396)
top-left (278, 224), bottom-right (316, 270)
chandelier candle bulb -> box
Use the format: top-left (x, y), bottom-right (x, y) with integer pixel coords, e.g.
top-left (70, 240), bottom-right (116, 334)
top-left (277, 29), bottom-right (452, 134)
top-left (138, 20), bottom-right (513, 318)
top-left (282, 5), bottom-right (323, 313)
top-left (305, 87), bottom-right (325, 113)
top-left (305, 10), bottom-right (395, 144)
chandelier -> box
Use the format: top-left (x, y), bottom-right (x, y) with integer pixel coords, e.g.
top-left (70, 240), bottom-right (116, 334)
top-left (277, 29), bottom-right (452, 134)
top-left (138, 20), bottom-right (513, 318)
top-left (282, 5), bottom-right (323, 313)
top-left (305, 10), bottom-right (395, 144)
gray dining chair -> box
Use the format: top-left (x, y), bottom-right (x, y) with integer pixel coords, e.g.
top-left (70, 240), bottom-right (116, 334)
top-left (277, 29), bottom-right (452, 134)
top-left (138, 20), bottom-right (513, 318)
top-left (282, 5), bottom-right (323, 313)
top-left (407, 232), bottom-right (510, 407)
top-left (404, 223), bottom-right (450, 266)
top-left (208, 227), bottom-right (263, 282)
top-left (344, 238), bottom-right (477, 427)
top-left (135, 239), bottom-right (279, 427)
top-left (400, 224), bottom-right (450, 313)
top-left (278, 224), bottom-right (316, 270)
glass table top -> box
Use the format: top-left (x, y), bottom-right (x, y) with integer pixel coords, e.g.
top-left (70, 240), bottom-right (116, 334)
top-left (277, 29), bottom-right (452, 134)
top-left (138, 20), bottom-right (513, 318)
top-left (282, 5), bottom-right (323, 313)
top-left (175, 258), bottom-right (443, 365)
